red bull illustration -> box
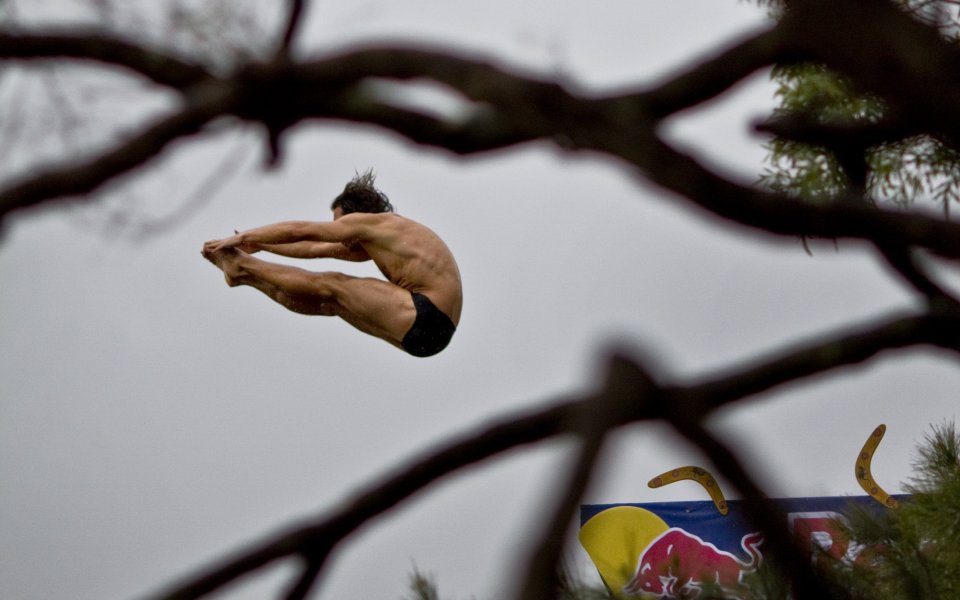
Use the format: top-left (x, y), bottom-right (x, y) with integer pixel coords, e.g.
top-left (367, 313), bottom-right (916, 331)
top-left (623, 528), bottom-right (763, 599)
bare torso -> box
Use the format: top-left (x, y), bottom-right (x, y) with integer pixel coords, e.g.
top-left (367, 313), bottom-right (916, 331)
top-left (347, 212), bottom-right (463, 325)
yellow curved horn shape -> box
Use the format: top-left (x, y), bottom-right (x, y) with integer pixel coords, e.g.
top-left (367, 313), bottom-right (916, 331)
top-left (647, 466), bottom-right (728, 515)
top-left (855, 424), bottom-right (898, 508)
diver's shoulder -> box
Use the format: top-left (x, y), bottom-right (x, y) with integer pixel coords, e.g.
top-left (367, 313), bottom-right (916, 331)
top-left (338, 211), bottom-right (398, 228)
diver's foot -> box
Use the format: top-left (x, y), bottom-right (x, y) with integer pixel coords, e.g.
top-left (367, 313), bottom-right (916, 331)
top-left (202, 246), bottom-right (246, 287)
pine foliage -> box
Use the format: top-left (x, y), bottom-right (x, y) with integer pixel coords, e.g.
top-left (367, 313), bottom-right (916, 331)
top-left (822, 423), bottom-right (960, 599)
top-left (757, 0), bottom-right (960, 214)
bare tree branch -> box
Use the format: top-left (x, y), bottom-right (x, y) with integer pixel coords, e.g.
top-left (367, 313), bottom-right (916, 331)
top-left (874, 243), bottom-right (960, 310)
top-left (129, 136), bottom-right (253, 239)
top-left (512, 355), bottom-right (657, 600)
top-left (617, 136), bottom-right (960, 260)
top-left (275, 0), bottom-right (307, 60)
top-left (0, 31), bottom-right (213, 89)
top-left (141, 303), bottom-right (960, 599)
top-left (140, 391), bottom-right (591, 600)
top-left (512, 409), bottom-right (611, 600)
top-left (6, 8), bottom-right (960, 267)
top-left (312, 85), bottom-right (537, 154)
top-left (687, 311), bottom-right (960, 411)
top-left (282, 558), bottom-right (322, 600)
top-left (0, 78), bottom-right (236, 217)
top-left (625, 26), bottom-right (788, 118)
top-left (9, 6), bottom-right (960, 597)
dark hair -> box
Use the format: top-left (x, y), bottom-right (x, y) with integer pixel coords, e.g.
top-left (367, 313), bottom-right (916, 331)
top-left (330, 170), bottom-right (394, 214)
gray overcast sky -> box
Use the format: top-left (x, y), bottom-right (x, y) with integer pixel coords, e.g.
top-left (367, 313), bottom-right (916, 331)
top-left (3, 1), bottom-right (958, 599)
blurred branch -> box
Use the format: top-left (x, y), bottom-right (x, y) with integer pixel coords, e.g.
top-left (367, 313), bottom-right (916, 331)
top-left (511, 404), bottom-right (612, 600)
top-left (756, 116), bottom-right (923, 195)
top-left (144, 303), bottom-right (960, 598)
top-left (874, 242), bottom-right (960, 310)
top-left (0, 31), bottom-right (213, 89)
top-left (282, 558), bottom-right (322, 600)
top-left (8, 16), bottom-right (960, 262)
top-left (8, 5), bottom-right (960, 597)
top-left (783, 0), bottom-right (960, 145)
top-left (756, 115), bottom-right (921, 151)
top-left (128, 136), bottom-right (253, 239)
top-left (615, 135), bottom-right (960, 260)
top-left (276, 0), bottom-right (307, 60)
top-left (628, 26), bottom-right (788, 118)
top-left (141, 389), bottom-right (594, 600)
top-left (263, 0), bottom-right (310, 163)
top-left (0, 77), bottom-right (236, 217)
top-left (687, 311), bottom-right (960, 410)
top-left (512, 355), bottom-right (658, 600)
top-left (319, 85), bottom-right (537, 153)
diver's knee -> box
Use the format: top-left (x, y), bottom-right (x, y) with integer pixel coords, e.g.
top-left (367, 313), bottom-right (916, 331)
top-left (312, 272), bottom-right (353, 297)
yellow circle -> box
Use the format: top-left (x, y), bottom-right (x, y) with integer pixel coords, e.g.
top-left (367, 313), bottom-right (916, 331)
top-left (578, 506), bottom-right (669, 597)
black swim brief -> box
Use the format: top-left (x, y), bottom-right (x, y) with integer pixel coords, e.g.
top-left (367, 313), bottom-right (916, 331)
top-left (401, 292), bottom-right (456, 357)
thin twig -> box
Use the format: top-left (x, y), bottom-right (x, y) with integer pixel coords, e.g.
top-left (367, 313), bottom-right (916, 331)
top-left (282, 558), bottom-right (323, 600)
top-left (874, 242), bottom-right (960, 311)
top-left (276, 0), bottom-right (306, 60)
top-left (132, 133), bottom-right (254, 240)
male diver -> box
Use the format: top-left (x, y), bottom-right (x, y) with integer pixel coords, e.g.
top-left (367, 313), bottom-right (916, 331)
top-left (202, 171), bottom-right (461, 357)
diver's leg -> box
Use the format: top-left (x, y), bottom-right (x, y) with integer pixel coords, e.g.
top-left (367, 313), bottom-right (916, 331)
top-left (204, 247), bottom-right (342, 315)
top-left (205, 248), bottom-right (416, 345)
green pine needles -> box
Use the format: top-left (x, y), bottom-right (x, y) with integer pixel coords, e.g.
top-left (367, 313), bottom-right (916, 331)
top-left (756, 0), bottom-right (960, 215)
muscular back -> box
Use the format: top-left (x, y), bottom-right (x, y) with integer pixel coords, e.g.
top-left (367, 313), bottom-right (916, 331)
top-left (343, 213), bottom-right (463, 324)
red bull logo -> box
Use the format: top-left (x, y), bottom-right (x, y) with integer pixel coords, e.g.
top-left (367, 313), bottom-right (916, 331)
top-left (579, 497), bottom-right (900, 599)
top-left (623, 528), bottom-right (763, 599)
